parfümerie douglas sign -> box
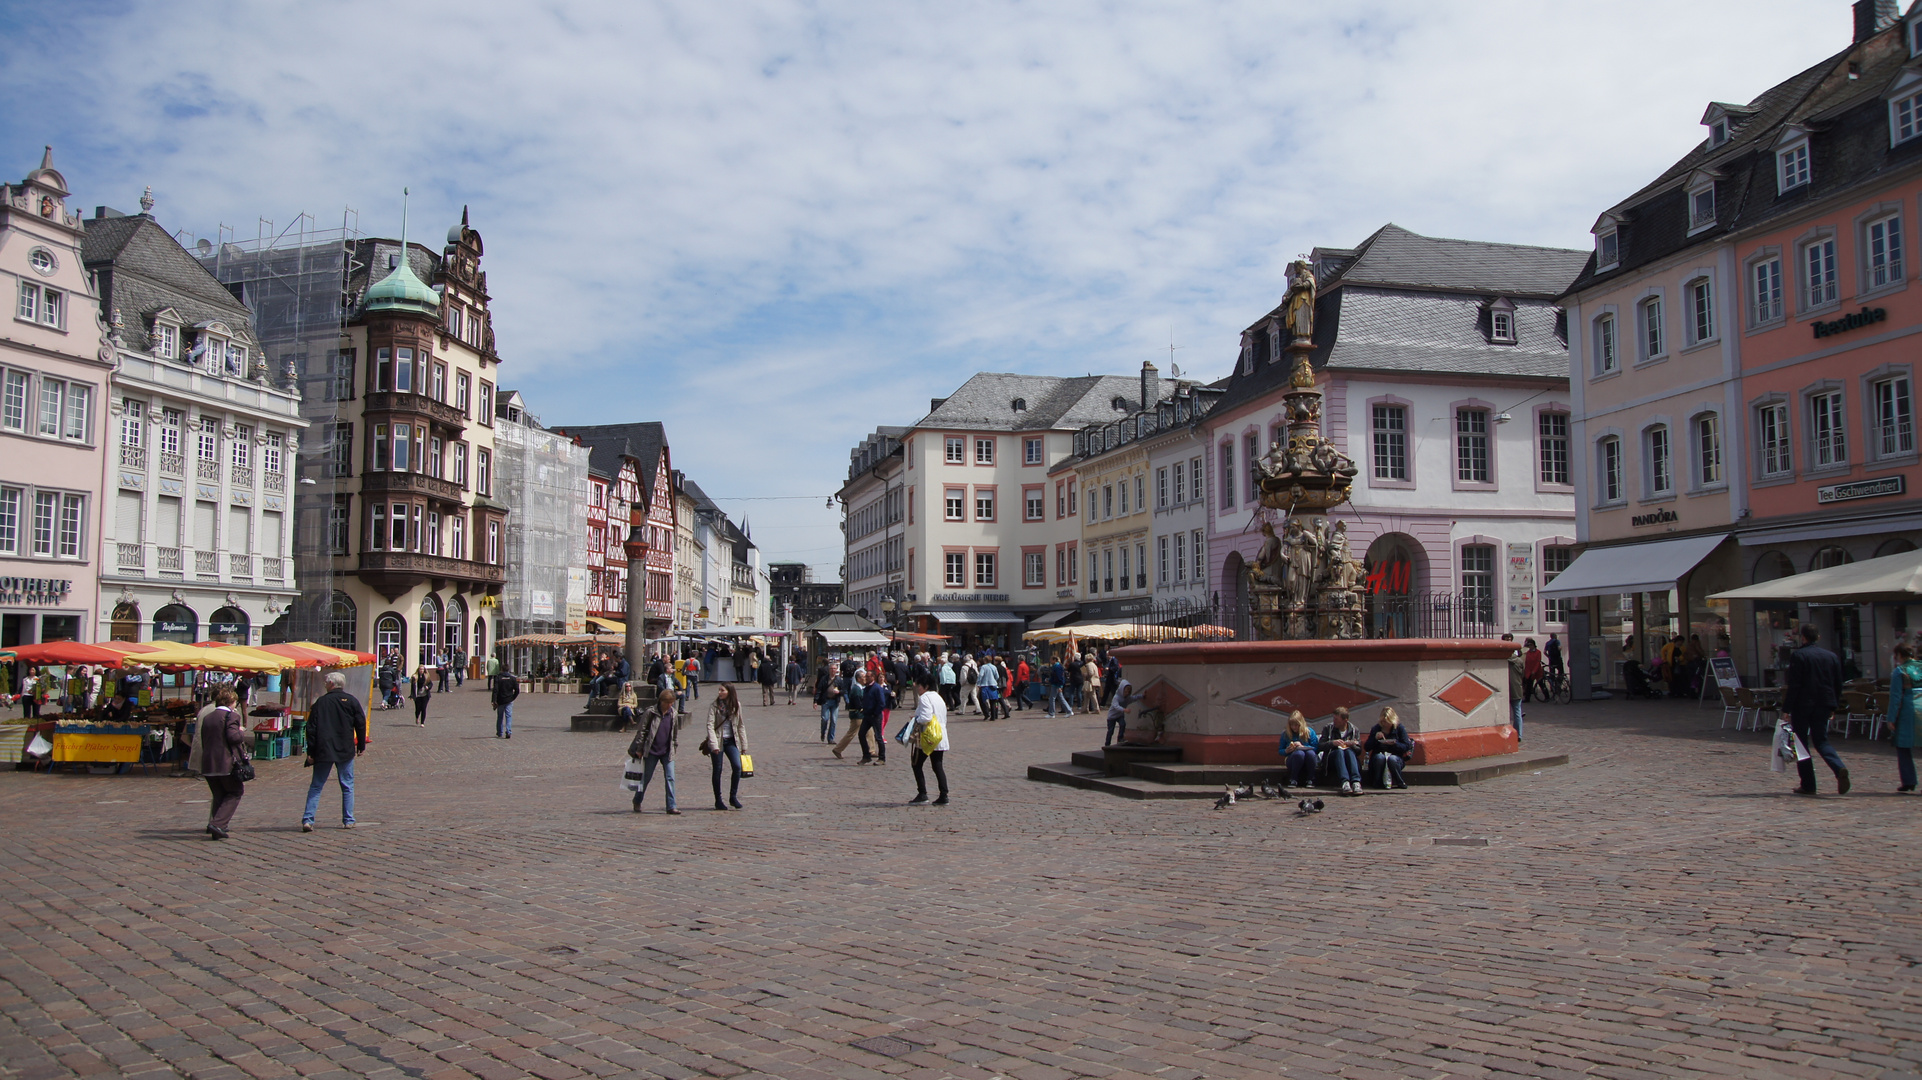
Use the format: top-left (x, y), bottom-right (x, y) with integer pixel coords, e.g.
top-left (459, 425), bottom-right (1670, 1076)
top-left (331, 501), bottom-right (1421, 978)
top-left (1811, 306), bottom-right (1886, 339)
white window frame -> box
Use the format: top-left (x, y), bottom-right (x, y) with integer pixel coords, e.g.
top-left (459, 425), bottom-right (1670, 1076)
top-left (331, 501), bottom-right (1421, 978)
top-left (974, 488), bottom-right (994, 522)
top-left (974, 551), bottom-right (996, 588)
top-left (1808, 389), bottom-right (1847, 470)
top-left (1750, 255), bottom-right (1785, 326)
top-left (1688, 183), bottom-right (1716, 233)
top-left (1864, 211), bottom-right (1905, 291)
top-left (1756, 401), bottom-right (1793, 478)
top-left (974, 437), bottom-right (994, 465)
top-left (1156, 467), bottom-right (1168, 508)
top-left (1693, 413), bottom-right (1723, 488)
top-left (944, 436), bottom-right (965, 464)
top-left (1895, 89), bottom-right (1922, 145)
top-left (1687, 277), bottom-right (1715, 346)
top-left (1638, 295), bottom-right (1665, 361)
top-left (1594, 313), bottom-right (1618, 375)
top-left (1538, 410), bottom-right (1570, 487)
top-left (1598, 436), bottom-right (1624, 505)
top-left (1372, 403), bottom-right (1408, 480)
top-left (1596, 228), bottom-right (1619, 271)
top-left (152, 322), bottom-right (179, 359)
top-left (1645, 424), bottom-right (1673, 496)
top-left (1803, 236), bottom-right (1839, 311)
top-left (944, 488), bottom-right (964, 521)
top-left (1023, 436), bottom-right (1042, 465)
top-left (1872, 374), bottom-right (1915, 460)
top-left (2, 369), bottom-right (27, 431)
top-left (1778, 141), bottom-right (1810, 194)
top-left (1024, 550), bottom-right (1044, 588)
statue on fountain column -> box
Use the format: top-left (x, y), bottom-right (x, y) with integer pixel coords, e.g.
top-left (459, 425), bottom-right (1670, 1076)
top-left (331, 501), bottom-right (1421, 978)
top-left (1282, 258), bottom-right (1316, 345)
top-left (1283, 519), bottom-right (1321, 607)
top-left (1250, 521), bottom-right (1286, 589)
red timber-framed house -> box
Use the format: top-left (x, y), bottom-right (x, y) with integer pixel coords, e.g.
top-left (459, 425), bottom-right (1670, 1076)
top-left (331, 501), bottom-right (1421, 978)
top-left (553, 422), bottom-right (677, 639)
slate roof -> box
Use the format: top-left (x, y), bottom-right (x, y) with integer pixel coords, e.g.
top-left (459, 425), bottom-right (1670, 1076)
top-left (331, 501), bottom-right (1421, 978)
top-left (916, 373), bottom-right (1145, 432)
top-left (1566, 14), bottom-right (1921, 295)
top-left (1209, 224), bottom-right (1582, 417)
top-left (81, 212), bottom-right (263, 358)
top-left (551, 421), bottom-right (669, 507)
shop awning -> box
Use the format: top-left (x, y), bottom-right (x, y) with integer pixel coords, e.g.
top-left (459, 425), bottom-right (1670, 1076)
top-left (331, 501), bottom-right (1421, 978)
top-left (1539, 533), bottom-right (1728, 599)
top-left (1735, 512), bottom-right (1922, 546)
top-left (924, 609), bottom-right (1022, 624)
top-left (816, 630), bottom-right (893, 647)
top-left (1027, 609), bottom-right (1077, 629)
top-left (1710, 548), bottom-right (1922, 604)
top-left (586, 617), bottom-right (628, 633)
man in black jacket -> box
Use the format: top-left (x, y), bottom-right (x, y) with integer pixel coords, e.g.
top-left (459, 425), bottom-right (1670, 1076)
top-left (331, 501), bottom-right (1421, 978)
top-left (492, 669), bottom-right (520, 739)
top-left (302, 672), bottom-right (368, 831)
top-left (1784, 623), bottom-right (1850, 795)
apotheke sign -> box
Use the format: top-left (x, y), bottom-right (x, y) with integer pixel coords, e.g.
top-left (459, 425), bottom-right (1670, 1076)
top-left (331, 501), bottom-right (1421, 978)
top-left (1816, 475), bottom-right (1905, 504)
top-left (1811, 306), bottom-right (1886, 339)
top-left (0, 577), bottom-right (71, 605)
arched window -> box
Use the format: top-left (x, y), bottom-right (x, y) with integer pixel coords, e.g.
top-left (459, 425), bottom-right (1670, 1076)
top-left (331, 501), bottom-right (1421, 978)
top-left (445, 596), bottom-right (467, 659)
top-left (110, 601), bottom-right (140, 642)
top-left (208, 606), bottom-right (249, 645)
top-left (375, 613), bottom-right (405, 669)
top-left (473, 615), bottom-right (487, 658)
top-left (1811, 546), bottom-right (1853, 572)
top-left (1875, 538), bottom-right (1916, 559)
top-left (323, 592), bottom-right (357, 650)
top-left (1752, 551), bottom-right (1795, 583)
top-left (418, 594), bottom-right (442, 666)
top-left (153, 604), bottom-right (198, 643)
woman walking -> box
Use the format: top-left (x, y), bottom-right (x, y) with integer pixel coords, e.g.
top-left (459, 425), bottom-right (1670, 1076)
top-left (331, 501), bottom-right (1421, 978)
top-left (705, 683), bottom-right (748, 811)
top-left (624, 687), bottom-right (682, 814)
top-left (411, 664), bottom-right (433, 727)
top-left (188, 688), bottom-right (249, 839)
top-left (905, 671), bottom-right (951, 805)
top-left (1888, 643), bottom-right (1920, 792)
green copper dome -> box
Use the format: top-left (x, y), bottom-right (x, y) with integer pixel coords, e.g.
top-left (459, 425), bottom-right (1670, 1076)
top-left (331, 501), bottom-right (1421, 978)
top-left (363, 249), bottom-right (439, 316)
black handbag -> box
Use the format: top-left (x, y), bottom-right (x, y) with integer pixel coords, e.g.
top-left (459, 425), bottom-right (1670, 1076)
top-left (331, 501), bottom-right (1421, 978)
top-left (231, 758), bottom-right (256, 783)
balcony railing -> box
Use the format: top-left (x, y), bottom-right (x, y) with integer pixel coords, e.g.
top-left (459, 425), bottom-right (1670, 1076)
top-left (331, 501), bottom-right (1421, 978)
top-left (360, 470), bottom-right (466, 503)
top-left (358, 550), bottom-right (505, 584)
top-left (197, 458), bottom-right (220, 481)
top-left (195, 550), bottom-right (218, 575)
top-left (229, 553), bottom-right (253, 578)
top-left (363, 391), bottom-right (470, 432)
top-left (117, 543), bottom-right (143, 568)
top-left (231, 465), bottom-right (253, 489)
top-left (159, 452), bottom-right (184, 476)
top-left (264, 471), bottom-right (284, 493)
top-left (120, 444), bottom-right (146, 469)
top-left (262, 556), bottom-right (285, 580)
top-left (157, 546), bottom-right (182, 572)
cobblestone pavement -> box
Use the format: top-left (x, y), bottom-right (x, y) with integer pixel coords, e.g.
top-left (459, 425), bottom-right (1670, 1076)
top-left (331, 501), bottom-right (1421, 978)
top-left (0, 683), bottom-right (1917, 1080)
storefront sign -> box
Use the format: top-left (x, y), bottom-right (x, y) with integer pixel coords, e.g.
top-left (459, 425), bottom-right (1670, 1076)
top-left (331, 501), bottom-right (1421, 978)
top-left (1811, 306), bottom-right (1886, 339)
top-left (1816, 475), bottom-right (1904, 504)
top-left (209, 622), bottom-right (244, 635)
top-left (931, 593), bottom-right (1009, 603)
top-left (1631, 509), bottom-right (1678, 527)
top-left (1506, 543), bottom-right (1535, 634)
top-left (0, 577), bottom-right (72, 604)
top-left (1364, 561), bottom-right (1410, 595)
top-left (156, 620), bottom-right (192, 634)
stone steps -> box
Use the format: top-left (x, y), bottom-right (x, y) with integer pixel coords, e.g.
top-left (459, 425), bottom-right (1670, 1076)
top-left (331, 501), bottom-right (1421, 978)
top-left (1031, 744), bottom-right (1569, 797)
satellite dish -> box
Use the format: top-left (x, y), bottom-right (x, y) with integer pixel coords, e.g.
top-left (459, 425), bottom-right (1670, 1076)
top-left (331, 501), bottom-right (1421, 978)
top-left (195, 238), bottom-right (213, 256)
top-left (1170, 363), bottom-right (1182, 378)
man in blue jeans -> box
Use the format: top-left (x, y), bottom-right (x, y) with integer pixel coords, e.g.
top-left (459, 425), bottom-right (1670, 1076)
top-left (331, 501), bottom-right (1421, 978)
top-left (301, 672), bottom-right (367, 831)
top-left (1045, 656), bottom-right (1073, 717)
top-left (493, 670), bottom-right (520, 739)
top-left (1104, 673), bottom-right (1135, 746)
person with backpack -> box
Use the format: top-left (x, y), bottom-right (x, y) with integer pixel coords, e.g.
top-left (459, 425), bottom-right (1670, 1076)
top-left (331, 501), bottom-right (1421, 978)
top-left (492, 667), bottom-right (520, 739)
top-left (903, 670), bottom-right (950, 805)
top-left (623, 687), bottom-right (682, 814)
top-left (814, 663), bottom-right (843, 742)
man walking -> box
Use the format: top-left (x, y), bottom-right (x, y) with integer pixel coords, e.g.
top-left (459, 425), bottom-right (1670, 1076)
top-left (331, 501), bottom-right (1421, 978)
top-left (1785, 623), bottom-right (1850, 796)
top-left (1045, 655), bottom-right (1072, 717)
top-left (301, 672), bottom-right (367, 832)
top-left (486, 652), bottom-right (500, 692)
top-left (492, 666), bottom-right (520, 739)
top-left (759, 651), bottom-right (778, 705)
top-left (785, 656), bottom-right (803, 703)
top-left (833, 668), bottom-right (871, 759)
top-left (1104, 668), bottom-right (1136, 747)
top-left (1502, 633), bottom-right (1524, 744)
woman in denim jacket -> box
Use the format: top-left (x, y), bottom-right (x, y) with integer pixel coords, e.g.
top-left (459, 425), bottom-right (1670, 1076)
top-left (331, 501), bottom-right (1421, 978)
top-left (1320, 706), bottom-right (1365, 796)
top-left (1365, 707), bottom-right (1414, 789)
top-left (1279, 711), bottom-right (1320, 788)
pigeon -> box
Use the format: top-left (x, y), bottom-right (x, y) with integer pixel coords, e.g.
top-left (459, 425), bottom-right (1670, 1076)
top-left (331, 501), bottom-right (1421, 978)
top-left (1213, 785), bottom-right (1236, 810)
top-left (1296, 798), bottom-right (1326, 816)
top-left (1258, 780), bottom-right (1281, 800)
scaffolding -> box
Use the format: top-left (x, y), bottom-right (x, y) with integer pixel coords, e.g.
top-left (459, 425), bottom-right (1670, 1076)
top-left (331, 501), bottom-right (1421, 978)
top-left (493, 418), bottom-right (590, 640)
top-left (195, 211), bottom-right (363, 647)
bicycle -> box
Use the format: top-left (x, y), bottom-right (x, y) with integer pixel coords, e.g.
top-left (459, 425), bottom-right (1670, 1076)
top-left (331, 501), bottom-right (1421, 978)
top-left (1536, 670), bottom-right (1573, 705)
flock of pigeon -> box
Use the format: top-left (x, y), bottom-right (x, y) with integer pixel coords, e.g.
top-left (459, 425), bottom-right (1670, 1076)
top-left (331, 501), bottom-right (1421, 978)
top-left (1211, 781), bottom-right (1326, 815)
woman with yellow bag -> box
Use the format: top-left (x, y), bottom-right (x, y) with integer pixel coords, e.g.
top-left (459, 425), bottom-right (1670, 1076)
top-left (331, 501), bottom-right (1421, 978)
top-left (904, 670), bottom-right (951, 805)
top-left (703, 683), bottom-right (748, 811)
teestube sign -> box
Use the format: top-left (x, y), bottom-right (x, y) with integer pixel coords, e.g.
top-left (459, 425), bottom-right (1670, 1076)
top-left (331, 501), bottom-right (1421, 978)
top-left (1811, 306), bottom-right (1886, 339)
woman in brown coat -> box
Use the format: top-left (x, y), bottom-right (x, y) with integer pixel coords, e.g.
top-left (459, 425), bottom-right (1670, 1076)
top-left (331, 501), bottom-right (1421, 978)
top-left (189, 688), bottom-right (250, 839)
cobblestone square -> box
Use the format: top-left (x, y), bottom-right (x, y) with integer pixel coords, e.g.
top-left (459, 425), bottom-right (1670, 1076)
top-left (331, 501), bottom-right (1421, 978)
top-left (1, 686), bottom-right (1917, 1079)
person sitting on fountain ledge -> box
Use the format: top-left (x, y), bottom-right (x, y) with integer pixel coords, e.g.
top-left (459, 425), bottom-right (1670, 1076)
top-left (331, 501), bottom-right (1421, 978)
top-left (1365, 707), bottom-right (1413, 789)
top-left (1280, 711), bottom-right (1320, 788)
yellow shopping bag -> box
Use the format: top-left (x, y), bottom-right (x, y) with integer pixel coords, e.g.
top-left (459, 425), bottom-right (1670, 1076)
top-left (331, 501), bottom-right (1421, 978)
top-left (740, 753), bottom-right (754, 777)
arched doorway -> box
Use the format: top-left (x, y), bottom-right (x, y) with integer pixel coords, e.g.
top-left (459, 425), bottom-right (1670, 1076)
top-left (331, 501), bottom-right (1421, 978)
top-left (1364, 533), bottom-right (1425, 638)
top-left (375, 613), bottom-right (405, 669)
top-left (153, 604), bottom-right (197, 643)
top-left (110, 601), bottom-right (140, 642)
top-left (445, 596), bottom-right (467, 664)
top-left (473, 614), bottom-right (487, 658)
top-left (418, 594), bottom-right (442, 667)
top-left (207, 606), bottom-right (249, 644)
top-left (1222, 551), bottom-right (1245, 634)
top-left (322, 592), bottom-right (357, 650)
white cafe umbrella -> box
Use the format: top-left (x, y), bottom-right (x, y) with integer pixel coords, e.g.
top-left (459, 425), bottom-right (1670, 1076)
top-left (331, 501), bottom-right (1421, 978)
top-left (1709, 547), bottom-right (1922, 605)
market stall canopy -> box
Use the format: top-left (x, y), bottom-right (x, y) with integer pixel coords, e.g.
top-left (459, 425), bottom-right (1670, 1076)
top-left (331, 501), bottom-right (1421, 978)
top-left (586, 617), bottom-right (627, 633)
top-left (1539, 534), bottom-right (1729, 599)
top-left (97, 641), bottom-right (283, 672)
top-left (923, 609), bottom-right (1021, 625)
top-left (686, 626), bottom-right (790, 637)
top-left (258, 642), bottom-right (375, 667)
top-left (192, 642), bottom-right (302, 669)
top-left (1710, 547), bottom-right (1922, 604)
top-left (816, 630), bottom-right (892, 648)
top-left (0, 641), bottom-right (126, 665)
top-left (887, 630), bottom-right (955, 646)
top-left (498, 633), bottom-right (599, 646)
top-left (802, 604), bottom-right (884, 634)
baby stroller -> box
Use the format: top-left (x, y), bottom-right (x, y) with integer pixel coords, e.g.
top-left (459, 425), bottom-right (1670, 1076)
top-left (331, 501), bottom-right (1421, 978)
top-left (1622, 659), bottom-right (1663, 699)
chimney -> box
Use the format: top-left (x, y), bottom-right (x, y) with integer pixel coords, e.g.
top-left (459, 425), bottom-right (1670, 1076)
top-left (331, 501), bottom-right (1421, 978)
top-left (1140, 360), bottom-right (1161, 410)
top-left (1856, 0), bottom-right (1898, 42)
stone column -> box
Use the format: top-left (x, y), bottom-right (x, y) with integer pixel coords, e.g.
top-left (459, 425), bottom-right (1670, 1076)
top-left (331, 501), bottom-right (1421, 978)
top-left (622, 510), bottom-right (650, 676)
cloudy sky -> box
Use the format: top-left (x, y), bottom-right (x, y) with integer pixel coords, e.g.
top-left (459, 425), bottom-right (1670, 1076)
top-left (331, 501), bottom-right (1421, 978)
top-left (3, 0), bottom-right (1826, 576)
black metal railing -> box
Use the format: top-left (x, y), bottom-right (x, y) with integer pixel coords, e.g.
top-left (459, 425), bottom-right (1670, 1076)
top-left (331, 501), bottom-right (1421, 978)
top-left (1214, 589), bottom-right (1502, 641)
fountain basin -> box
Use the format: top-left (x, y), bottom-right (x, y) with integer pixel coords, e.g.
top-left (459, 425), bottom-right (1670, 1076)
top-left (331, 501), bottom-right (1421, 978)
top-left (1112, 639), bottom-right (1517, 766)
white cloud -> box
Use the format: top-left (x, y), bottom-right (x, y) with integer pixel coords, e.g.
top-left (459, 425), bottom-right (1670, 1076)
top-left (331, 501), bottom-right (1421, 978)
top-left (1, 0), bottom-right (1829, 575)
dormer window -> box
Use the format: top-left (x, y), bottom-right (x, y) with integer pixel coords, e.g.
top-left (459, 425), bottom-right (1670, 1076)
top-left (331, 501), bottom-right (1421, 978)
top-left (1778, 140), bottom-right (1811, 193)
top-left (1011, 397), bottom-right (1027, 412)
top-left (1893, 86), bottom-right (1922, 145)
top-left (1709, 119), bottom-right (1728, 147)
top-left (224, 341), bottom-right (247, 376)
top-left (1595, 224), bottom-right (1620, 271)
top-left (1486, 298), bottom-right (1517, 345)
top-left (1911, 17), bottom-right (1922, 56)
top-left (1689, 183), bottom-right (1716, 231)
top-left (152, 322), bottom-right (178, 359)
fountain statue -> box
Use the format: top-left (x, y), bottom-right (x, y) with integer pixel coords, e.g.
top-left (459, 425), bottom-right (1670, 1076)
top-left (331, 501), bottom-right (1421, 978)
top-left (1247, 267), bottom-right (1364, 639)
